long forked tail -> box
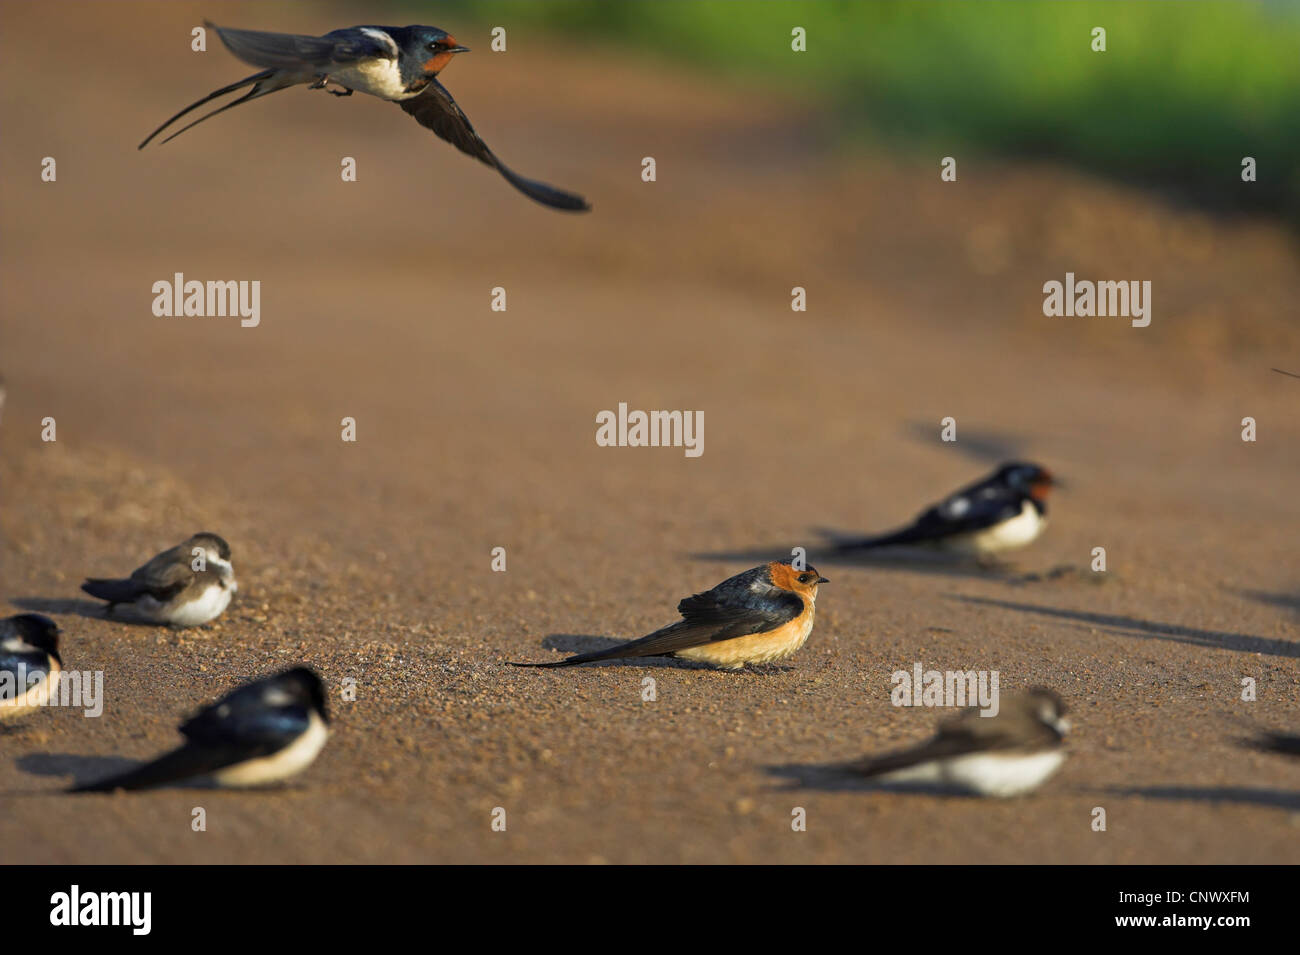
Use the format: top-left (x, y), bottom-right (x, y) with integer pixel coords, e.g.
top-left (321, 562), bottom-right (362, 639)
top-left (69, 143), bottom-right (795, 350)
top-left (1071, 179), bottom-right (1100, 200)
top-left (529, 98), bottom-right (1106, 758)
top-left (495, 160), bottom-right (591, 212)
top-left (138, 69), bottom-right (286, 149)
top-left (508, 646), bottom-right (624, 669)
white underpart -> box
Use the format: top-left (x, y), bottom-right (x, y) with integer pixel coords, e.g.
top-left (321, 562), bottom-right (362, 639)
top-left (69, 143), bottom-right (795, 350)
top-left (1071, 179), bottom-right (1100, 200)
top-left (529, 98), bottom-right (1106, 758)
top-left (211, 710), bottom-right (329, 787)
top-left (953, 500), bottom-right (1046, 555)
top-left (206, 554), bottom-right (237, 593)
top-left (0, 659), bottom-right (60, 720)
top-left (326, 50), bottom-right (413, 101)
top-left (879, 749), bottom-right (1065, 797)
top-left (134, 580), bottom-right (233, 627)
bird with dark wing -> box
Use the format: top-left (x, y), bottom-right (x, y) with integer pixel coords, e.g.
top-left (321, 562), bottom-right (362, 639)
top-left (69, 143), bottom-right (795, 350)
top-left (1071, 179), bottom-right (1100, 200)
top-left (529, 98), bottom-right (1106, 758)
top-left (140, 22), bottom-right (590, 212)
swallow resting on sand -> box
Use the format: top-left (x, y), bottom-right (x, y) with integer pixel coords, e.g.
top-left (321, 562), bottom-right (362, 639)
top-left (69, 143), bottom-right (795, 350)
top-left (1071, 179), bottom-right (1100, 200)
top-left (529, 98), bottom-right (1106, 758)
top-left (81, 532), bottom-right (237, 627)
top-left (140, 22), bottom-right (589, 211)
top-left (843, 688), bottom-right (1069, 797)
top-left (512, 560), bottom-right (827, 670)
top-left (71, 667), bottom-right (328, 792)
top-left (0, 614), bottom-right (61, 721)
top-left (833, 462), bottom-right (1056, 556)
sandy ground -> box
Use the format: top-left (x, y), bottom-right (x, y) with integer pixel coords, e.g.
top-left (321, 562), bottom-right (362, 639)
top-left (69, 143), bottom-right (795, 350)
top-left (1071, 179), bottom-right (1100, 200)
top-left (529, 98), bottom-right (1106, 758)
top-left (2, 1), bottom-right (1298, 864)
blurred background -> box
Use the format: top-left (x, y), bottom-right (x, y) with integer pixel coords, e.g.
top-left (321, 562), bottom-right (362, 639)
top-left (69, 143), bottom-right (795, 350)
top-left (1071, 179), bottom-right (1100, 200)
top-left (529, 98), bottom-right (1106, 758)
top-left (1, 1), bottom-right (1298, 863)
top-left (452, 0), bottom-right (1300, 224)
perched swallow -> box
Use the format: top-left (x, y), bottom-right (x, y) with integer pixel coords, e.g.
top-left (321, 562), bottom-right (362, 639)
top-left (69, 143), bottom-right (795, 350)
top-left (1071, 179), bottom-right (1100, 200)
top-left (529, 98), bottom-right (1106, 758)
top-left (81, 532), bottom-right (237, 627)
top-left (1246, 732), bottom-right (1300, 757)
top-left (139, 22), bottom-right (589, 212)
top-left (834, 462), bottom-right (1056, 556)
top-left (843, 688), bottom-right (1069, 797)
top-left (512, 560), bottom-right (828, 670)
top-left (71, 667), bottom-right (329, 792)
top-left (0, 614), bottom-right (62, 721)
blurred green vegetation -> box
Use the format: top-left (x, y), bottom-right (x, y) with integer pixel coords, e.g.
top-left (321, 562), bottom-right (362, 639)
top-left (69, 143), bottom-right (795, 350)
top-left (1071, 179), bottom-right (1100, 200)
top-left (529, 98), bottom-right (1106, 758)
top-left (434, 0), bottom-right (1300, 223)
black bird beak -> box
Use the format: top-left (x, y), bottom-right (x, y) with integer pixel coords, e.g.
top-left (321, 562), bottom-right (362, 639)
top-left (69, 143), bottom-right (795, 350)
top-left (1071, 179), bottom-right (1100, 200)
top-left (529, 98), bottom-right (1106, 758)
top-left (450, 45), bottom-right (471, 54)
top-left (817, 576), bottom-right (830, 584)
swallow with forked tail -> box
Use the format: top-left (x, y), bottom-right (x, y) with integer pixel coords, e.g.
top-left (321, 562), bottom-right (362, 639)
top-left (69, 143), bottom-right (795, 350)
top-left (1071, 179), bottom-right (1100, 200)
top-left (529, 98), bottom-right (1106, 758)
top-left (0, 614), bottom-right (62, 721)
top-left (139, 22), bottom-right (589, 211)
top-left (81, 532), bottom-right (237, 627)
top-left (843, 688), bottom-right (1069, 797)
top-left (833, 462), bottom-right (1057, 556)
top-left (511, 560), bottom-right (828, 670)
top-left (71, 667), bottom-right (329, 792)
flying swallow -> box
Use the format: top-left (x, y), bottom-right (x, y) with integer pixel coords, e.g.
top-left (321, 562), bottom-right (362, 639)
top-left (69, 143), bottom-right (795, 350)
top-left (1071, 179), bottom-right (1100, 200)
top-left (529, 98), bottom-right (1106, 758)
top-left (139, 22), bottom-right (589, 212)
top-left (81, 532), bottom-right (237, 627)
top-left (833, 462), bottom-right (1057, 556)
top-left (71, 667), bottom-right (329, 792)
top-left (0, 614), bottom-right (61, 721)
top-left (512, 560), bottom-right (828, 670)
top-left (843, 688), bottom-right (1069, 797)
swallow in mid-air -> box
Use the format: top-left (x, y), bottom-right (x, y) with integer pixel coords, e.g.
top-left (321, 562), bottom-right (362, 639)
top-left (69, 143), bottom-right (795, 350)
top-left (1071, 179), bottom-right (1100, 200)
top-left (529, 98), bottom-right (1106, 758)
top-left (139, 22), bottom-right (589, 212)
top-left (81, 532), bottom-right (237, 627)
top-left (842, 688), bottom-right (1069, 797)
top-left (832, 462), bottom-right (1057, 557)
top-left (71, 667), bottom-right (329, 792)
top-left (0, 614), bottom-right (62, 721)
top-left (512, 560), bottom-right (828, 670)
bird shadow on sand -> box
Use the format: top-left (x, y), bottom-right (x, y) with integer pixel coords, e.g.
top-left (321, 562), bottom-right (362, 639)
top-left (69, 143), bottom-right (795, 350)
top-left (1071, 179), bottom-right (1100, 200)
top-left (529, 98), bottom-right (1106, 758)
top-left (11, 753), bottom-right (312, 794)
top-left (947, 594), bottom-right (1299, 658)
top-left (16, 752), bottom-right (141, 786)
top-left (10, 596), bottom-right (110, 621)
top-left (1230, 587), bottom-right (1300, 617)
top-left (512, 635), bottom-right (791, 672)
top-left (764, 762), bottom-right (987, 798)
top-left (11, 596), bottom-right (189, 629)
top-left (904, 421), bottom-right (1030, 465)
top-left (1095, 784), bottom-right (1300, 812)
top-left (691, 544), bottom-right (1078, 585)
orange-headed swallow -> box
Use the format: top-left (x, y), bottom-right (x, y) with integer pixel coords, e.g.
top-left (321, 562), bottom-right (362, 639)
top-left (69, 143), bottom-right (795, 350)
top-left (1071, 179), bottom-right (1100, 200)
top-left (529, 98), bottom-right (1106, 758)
top-left (511, 561), bottom-right (828, 670)
top-left (834, 462), bottom-right (1057, 556)
top-left (139, 22), bottom-right (589, 212)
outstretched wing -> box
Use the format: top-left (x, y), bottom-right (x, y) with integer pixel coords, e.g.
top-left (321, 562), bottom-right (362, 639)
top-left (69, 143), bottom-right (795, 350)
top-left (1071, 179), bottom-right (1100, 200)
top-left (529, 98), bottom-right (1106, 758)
top-left (211, 22), bottom-right (394, 71)
top-left (399, 80), bottom-right (590, 211)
